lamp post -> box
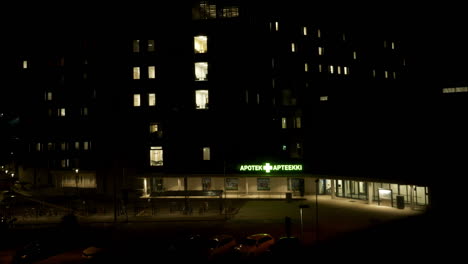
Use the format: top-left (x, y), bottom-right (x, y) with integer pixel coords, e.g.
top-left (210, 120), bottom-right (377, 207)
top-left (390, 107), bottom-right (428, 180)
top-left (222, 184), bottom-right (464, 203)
top-left (315, 179), bottom-right (319, 243)
top-left (75, 169), bottom-right (79, 193)
top-left (299, 204), bottom-right (310, 240)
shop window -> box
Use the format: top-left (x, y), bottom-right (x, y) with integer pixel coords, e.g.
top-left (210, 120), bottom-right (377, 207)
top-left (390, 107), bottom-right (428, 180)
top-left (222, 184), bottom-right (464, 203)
top-left (257, 178), bottom-right (270, 191)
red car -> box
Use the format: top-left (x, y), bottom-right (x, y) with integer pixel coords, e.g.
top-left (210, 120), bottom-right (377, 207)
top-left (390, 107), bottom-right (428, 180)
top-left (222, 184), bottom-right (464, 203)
top-left (234, 233), bottom-right (275, 257)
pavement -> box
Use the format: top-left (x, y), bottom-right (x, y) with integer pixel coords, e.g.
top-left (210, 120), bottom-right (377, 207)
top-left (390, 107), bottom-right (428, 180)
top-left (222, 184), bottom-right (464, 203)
top-left (3, 191), bottom-right (449, 262)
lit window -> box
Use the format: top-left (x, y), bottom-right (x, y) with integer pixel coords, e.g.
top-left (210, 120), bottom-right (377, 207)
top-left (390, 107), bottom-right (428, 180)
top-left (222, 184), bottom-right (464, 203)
top-left (318, 47), bottom-right (323, 56)
top-left (391, 42), bottom-right (395, 50)
top-left (318, 64), bottom-right (322, 72)
top-left (58, 108), bottom-right (66, 117)
top-left (303, 26), bottom-right (307, 36)
top-left (149, 123), bottom-right (159, 133)
top-left (61, 142), bottom-right (67, 151)
top-left (195, 62), bottom-right (208, 81)
top-left (133, 67), bottom-right (140, 79)
top-left (203, 147), bottom-right (211, 160)
top-left (150, 146), bottom-right (163, 166)
top-left (61, 159), bottom-right (69, 168)
top-left (282, 145), bottom-right (287, 151)
top-left (317, 29), bottom-right (321, 38)
top-left (148, 93), bottom-right (156, 106)
top-left (337, 66), bottom-right (341, 75)
top-left (294, 117), bottom-right (302, 128)
top-left (402, 59), bottom-right (406, 66)
top-left (329, 65), bottom-right (334, 74)
top-left (291, 43), bottom-right (296, 52)
top-left (304, 63), bottom-right (308, 72)
top-left (384, 71), bottom-right (389, 79)
top-left (372, 70), bottom-right (376, 78)
top-left (342, 33), bottom-right (346, 41)
top-left (61, 173), bottom-right (96, 188)
top-left (344, 67), bottom-right (349, 75)
top-left (148, 66), bottom-right (156, 79)
top-left (282, 117), bottom-right (287, 129)
top-left (83, 141), bottom-right (90, 150)
top-left (75, 142), bottom-right (80, 150)
top-left (36, 143), bottom-right (42, 151)
top-left (133, 94), bottom-right (141, 107)
top-left (271, 58), bottom-right (275, 68)
top-left (47, 142), bottom-right (54, 151)
top-left (353, 51), bottom-right (357, 60)
top-left (320, 96), bottom-right (328, 101)
top-left (23, 60), bottom-right (28, 69)
top-left (81, 107), bottom-right (88, 116)
top-left (148, 40), bottom-right (155, 52)
top-left (46, 92), bottom-right (53, 101)
top-left (133, 40), bottom-right (140, 52)
top-left (195, 90), bottom-right (209, 109)
top-left (194, 36), bottom-right (208, 53)
top-left (393, 72), bottom-right (397, 79)
top-left (198, 1), bottom-right (217, 19)
top-left (221, 7), bottom-right (239, 18)
top-left (275, 21), bottom-right (279, 31)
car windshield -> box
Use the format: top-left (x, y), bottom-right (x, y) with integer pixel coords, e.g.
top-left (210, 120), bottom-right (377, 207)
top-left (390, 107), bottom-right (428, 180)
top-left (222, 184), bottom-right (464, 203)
top-left (206, 240), bottom-right (218, 249)
top-left (244, 239), bottom-right (257, 246)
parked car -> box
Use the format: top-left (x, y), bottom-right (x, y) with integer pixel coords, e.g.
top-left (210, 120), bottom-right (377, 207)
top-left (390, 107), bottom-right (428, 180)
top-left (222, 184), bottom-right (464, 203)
top-left (206, 234), bottom-right (236, 260)
top-left (234, 233), bottom-right (275, 257)
top-left (168, 234), bottom-right (210, 261)
top-left (82, 246), bottom-right (106, 259)
top-left (12, 240), bottom-right (57, 264)
top-left (270, 236), bottom-right (301, 258)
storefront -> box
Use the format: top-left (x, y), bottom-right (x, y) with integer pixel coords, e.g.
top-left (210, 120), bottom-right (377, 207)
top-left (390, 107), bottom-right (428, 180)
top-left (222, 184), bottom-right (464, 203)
top-left (318, 178), bottom-right (429, 207)
top-left (139, 162), bottom-right (315, 198)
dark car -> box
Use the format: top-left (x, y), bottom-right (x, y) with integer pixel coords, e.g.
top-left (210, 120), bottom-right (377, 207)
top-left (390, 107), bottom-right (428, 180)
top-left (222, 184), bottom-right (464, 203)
top-left (168, 234), bottom-right (210, 261)
top-left (270, 236), bottom-right (301, 258)
top-left (12, 239), bottom-right (69, 264)
top-left (12, 240), bottom-right (46, 264)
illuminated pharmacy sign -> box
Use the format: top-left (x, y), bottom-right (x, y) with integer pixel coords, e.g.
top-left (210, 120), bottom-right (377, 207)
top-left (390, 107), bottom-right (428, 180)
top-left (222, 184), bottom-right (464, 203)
top-left (239, 163), bottom-right (303, 173)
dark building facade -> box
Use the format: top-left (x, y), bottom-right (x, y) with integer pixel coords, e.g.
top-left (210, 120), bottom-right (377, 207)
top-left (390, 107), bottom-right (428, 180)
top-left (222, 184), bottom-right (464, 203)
top-left (3, 1), bottom-right (434, 207)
